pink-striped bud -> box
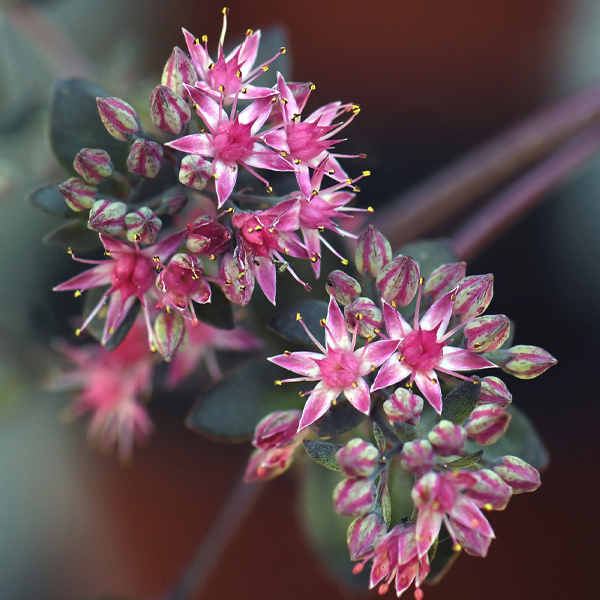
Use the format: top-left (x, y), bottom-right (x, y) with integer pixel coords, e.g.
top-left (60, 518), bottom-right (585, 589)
top-left (96, 97), bottom-right (140, 141)
top-left (161, 46), bottom-right (198, 98)
top-left (220, 249), bottom-right (255, 306)
top-left (427, 420), bottom-right (467, 457)
top-left (383, 388), bottom-right (423, 426)
top-left (498, 345), bottom-right (557, 379)
top-left (376, 255), bottom-right (420, 307)
top-left (400, 440), bottom-right (435, 476)
top-left (73, 148), bottom-right (113, 185)
top-left (186, 215), bottom-right (232, 257)
top-left (58, 177), bottom-right (96, 212)
top-left (158, 190), bottom-right (188, 215)
top-left (465, 404), bottom-right (511, 445)
top-left (347, 513), bottom-right (387, 561)
top-left (243, 445), bottom-right (296, 482)
top-left (344, 297), bottom-right (383, 339)
top-left (325, 270), bottom-right (361, 306)
top-left (125, 207), bottom-right (162, 244)
top-left (424, 261), bottom-right (466, 302)
top-left (153, 310), bottom-right (186, 362)
top-left (479, 376), bottom-right (512, 408)
top-left (336, 438), bottom-right (379, 478)
top-left (355, 225), bottom-right (392, 278)
top-left (127, 139), bottom-right (163, 178)
top-left (179, 155), bottom-right (213, 190)
top-left (452, 274), bottom-right (494, 323)
top-left (463, 314), bottom-right (510, 353)
top-left (491, 455), bottom-right (541, 494)
top-left (87, 199), bottom-right (126, 235)
top-left (150, 85), bottom-right (191, 135)
top-left (333, 477), bottom-right (377, 517)
top-left (463, 469), bottom-right (513, 510)
top-left (253, 410), bottom-right (302, 450)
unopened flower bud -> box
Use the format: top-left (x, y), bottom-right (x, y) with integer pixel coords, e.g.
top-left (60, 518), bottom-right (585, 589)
top-left (87, 199), bottom-right (126, 235)
top-left (325, 270), bottom-right (361, 306)
top-left (162, 46), bottom-right (198, 98)
top-left (498, 345), bottom-right (557, 379)
top-left (158, 190), bottom-right (188, 215)
top-left (427, 420), bottom-right (467, 457)
top-left (73, 148), bottom-right (113, 185)
top-left (153, 310), bottom-right (186, 362)
top-left (491, 456), bottom-right (541, 494)
top-left (383, 388), bottom-right (423, 426)
top-left (179, 155), bottom-right (213, 190)
top-left (452, 274), bottom-right (494, 323)
top-left (150, 85), bottom-right (191, 135)
top-left (400, 440), bottom-right (435, 476)
top-left (96, 97), bottom-right (140, 141)
top-left (344, 297), bottom-right (383, 339)
top-left (333, 477), bottom-right (376, 517)
top-left (243, 445), bottom-right (296, 482)
top-left (220, 249), bottom-right (255, 306)
top-left (186, 215), bottom-right (232, 257)
top-left (479, 376), bottom-right (512, 408)
top-left (125, 207), bottom-right (162, 244)
top-left (253, 410), bottom-right (302, 450)
top-left (347, 513), bottom-right (387, 561)
top-left (465, 404), bottom-right (511, 446)
top-left (58, 177), bottom-right (96, 211)
top-left (336, 438), bottom-right (379, 478)
top-left (463, 314), bottom-right (510, 353)
top-left (355, 225), bottom-right (392, 277)
top-left (376, 255), bottom-right (420, 307)
top-left (424, 261), bottom-right (466, 301)
top-left (127, 139), bottom-right (163, 178)
top-left (463, 469), bottom-right (513, 510)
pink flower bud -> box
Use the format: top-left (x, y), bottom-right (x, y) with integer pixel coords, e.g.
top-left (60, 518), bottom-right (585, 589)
top-left (336, 438), bottom-right (379, 477)
top-left (347, 513), bottom-right (387, 561)
top-left (153, 310), bottom-right (187, 362)
top-left (491, 455), bottom-right (541, 494)
top-left (465, 404), bottom-right (511, 445)
top-left (158, 190), bottom-right (188, 215)
top-left (333, 477), bottom-right (377, 517)
top-left (252, 410), bottom-right (302, 450)
top-left (243, 445), bottom-right (296, 482)
top-left (127, 139), bottom-right (163, 178)
top-left (452, 274), bottom-right (494, 324)
top-left (325, 270), bottom-right (361, 306)
top-left (220, 249), bottom-right (255, 306)
top-left (383, 388), bottom-right (423, 426)
top-left (161, 46), bottom-right (197, 98)
top-left (179, 155), bottom-right (214, 190)
top-left (73, 148), bottom-right (113, 185)
top-left (424, 261), bottom-right (466, 302)
top-left (355, 225), bottom-right (392, 278)
top-left (499, 345), bottom-right (557, 379)
top-left (96, 97), bottom-right (140, 141)
top-left (463, 469), bottom-right (513, 511)
top-left (400, 440), bottom-right (435, 476)
top-left (479, 376), bottom-right (512, 408)
top-left (427, 420), bottom-right (467, 457)
top-left (344, 297), bottom-right (383, 339)
top-left (87, 199), bottom-right (126, 235)
top-left (376, 255), bottom-right (420, 307)
top-left (125, 207), bottom-right (162, 244)
top-left (150, 85), bottom-right (192, 135)
top-left (463, 314), bottom-right (510, 353)
top-left (186, 215), bottom-right (232, 258)
top-left (58, 177), bottom-right (96, 211)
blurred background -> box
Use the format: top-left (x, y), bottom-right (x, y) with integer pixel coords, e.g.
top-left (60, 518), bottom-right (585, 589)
top-left (0, 0), bottom-right (597, 598)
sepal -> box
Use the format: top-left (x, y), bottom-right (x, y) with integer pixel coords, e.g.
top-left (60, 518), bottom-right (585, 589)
top-left (344, 297), bottom-right (383, 339)
top-left (125, 207), bottom-right (162, 244)
top-left (400, 439), bottom-right (435, 476)
top-left (325, 270), bottom-right (361, 306)
top-left (153, 310), bottom-right (187, 362)
top-left (150, 85), bottom-right (192, 135)
top-left (375, 254), bottom-right (420, 307)
top-left (73, 148), bottom-right (113, 185)
top-left (97, 96), bottom-right (140, 141)
top-left (333, 477), bottom-right (377, 517)
top-left (58, 177), bottom-right (96, 211)
top-left (336, 438), bottom-right (379, 477)
top-left (355, 225), bottom-right (391, 278)
top-left (126, 139), bottom-right (163, 178)
top-left (162, 46), bottom-right (198, 98)
top-left (452, 274), bottom-right (494, 324)
top-left (463, 314), bottom-right (510, 353)
top-left (424, 262), bottom-right (466, 302)
top-left (465, 403), bottom-right (511, 445)
top-left (383, 388), bottom-right (423, 426)
top-left (491, 456), bottom-right (541, 493)
top-left (427, 420), bottom-right (467, 457)
top-left (179, 155), bottom-right (214, 190)
top-left (87, 199), bottom-right (126, 235)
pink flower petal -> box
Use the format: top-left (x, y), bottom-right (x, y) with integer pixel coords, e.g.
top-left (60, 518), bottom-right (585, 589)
top-left (261, 129), bottom-right (289, 153)
top-left (268, 352), bottom-right (323, 377)
top-left (383, 301), bottom-right (412, 339)
top-left (298, 381), bottom-right (340, 430)
top-left (414, 369), bottom-right (442, 413)
top-left (439, 348), bottom-right (495, 372)
top-left (445, 518), bottom-right (492, 557)
top-left (277, 74), bottom-right (300, 119)
top-left (142, 229), bottom-right (188, 262)
top-left (166, 132), bottom-right (215, 157)
top-left (302, 227), bottom-right (322, 277)
top-left (448, 496), bottom-right (494, 538)
top-left (295, 164), bottom-right (312, 198)
top-left (239, 96), bottom-right (276, 134)
top-left (185, 84), bottom-right (225, 133)
top-left (420, 291), bottom-right (453, 333)
top-left (325, 296), bottom-right (351, 351)
top-left (371, 355), bottom-right (412, 391)
top-left (356, 339), bottom-right (400, 376)
top-left (306, 101), bottom-right (341, 125)
top-left (343, 377), bottom-right (371, 414)
top-left (102, 291), bottom-right (136, 344)
top-left (230, 31), bottom-right (260, 76)
top-left (254, 255), bottom-right (276, 305)
top-left (183, 28), bottom-right (211, 80)
top-left (415, 506), bottom-right (443, 559)
top-left (213, 159), bottom-right (238, 207)
top-left (244, 146), bottom-right (296, 172)
top-left (53, 262), bottom-right (113, 292)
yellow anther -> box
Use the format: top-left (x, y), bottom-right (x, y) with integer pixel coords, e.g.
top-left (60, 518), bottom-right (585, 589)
top-left (317, 226), bottom-right (325, 232)
top-left (75, 328), bottom-right (81, 337)
top-left (345, 178), bottom-right (352, 184)
top-left (353, 186), bottom-right (361, 192)
top-left (210, 254), bottom-right (216, 260)
top-left (431, 378), bottom-right (438, 384)
top-left (374, 328), bottom-right (380, 334)
top-left (284, 350), bottom-right (291, 356)
top-left (241, 88), bottom-right (248, 94)
top-left (310, 84), bottom-right (316, 91)
top-left (201, 35), bottom-right (208, 43)
top-left (294, 158), bottom-right (301, 164)
top-left (224, 280), bottom-right (232, 286)
top-left (311, 189), bottom-right (318, 196)
top-left (319, 318), bottom-right (326, 326)
top-left (352, 382), bottom-right (358, 388)
top-left (332, 398), bottom-right (337, 406)
top-left (270, 96), bottom-right (278, 103)
top-left (352, 104), bottom-right (361, 114)
top-left (108, 327), bottom-right (115, 335)
top-left (399, 355), bottom-right (405, 362)
top-left (453, 543), bottom-right (462, 552)
top-left (218, 85), bottom-right (225, 92)
top-left (280, 151), bottom-right (287, 157)
top-left (391, 301), bottom-right (397, 308)
top-left (275, 380), bottom-right (282, 386)
top-left (236, 70), bottom-right (242, 78)
top-left (255, 225), bottom-right (262, 231)
top-left (246, 28), bottom-right (253, 36)
top-left (280, 47), bottom-right (287, 54)
top-left (247, 227), bottom-right (254, 233)
top-left (193, 38), bottom-right (200, 45)
top-left (328, 169), bottom-right (335, 174)
top-left (311, 256), bottom-right (317, 263)
top-left (419, 277), bottom-right (425, 285)
top-left (296, 313), bottom-right (302, 321)
top-left (284, 248), bottom-right (290, 253)
top-left (213, 173), bottom-right (219, 179)
top-left (362, 170), bottom-right (371, 177)
top-left (341, 259), bottom-right (349, 265)
top-left (67, 247), bottom-right (73, 255)
top-left (134, 233), bottom-right (141, 241)
top-left (222, 7), bottom-right (229, 15)
top-left (281, 98), bottom-right (288, 105)
top-left (356, 313), bottom-right (363, 320)
top-left (165, 306), bottom-right (172, 315)
top-left (432, 501), bottom-right (440, 510)
top-left (74, 290), bottom-right (81, 298)
top-left (484, 503), bottom-right (493, 511)
top-left (237, 271), bottom-right (245, 279)
top-left (239, 285), bottom-right (246, 291)
top-left (104, 250), bottom-right (111, 256)
top-left (367, 206), bottom-right (374, 213)
top-left (153, 255), bottom-right (160, 262)
top-left (208, 63), bottom-right (214, 70)
top-left (262, 65), bottom-right (269, 72)
top-left (266, 186), bottom-right (273, 193)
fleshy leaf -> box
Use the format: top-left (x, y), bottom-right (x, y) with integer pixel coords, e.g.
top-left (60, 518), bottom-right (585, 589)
top-left (27, 184), bottom-right (87, 219)
top-left (186, 361), bottom-right (301, 441)
top-left (440, 377), bottom-right (481, 425)
top-left (372, 421), bottom-right (387, 454)
top-left (302, 439), bottom-right (342, 471)
top-left (44, 219), bottom-right (102, 252)
top-left (314, 400), bottom-right (366, 438)
top-left (192, 282), bottom-right (234, 330)
top-left (268, 300), bottom-right (327, 347)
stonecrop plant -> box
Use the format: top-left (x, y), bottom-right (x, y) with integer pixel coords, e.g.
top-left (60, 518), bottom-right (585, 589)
top-left (33, 8), bottom-right (557, 599)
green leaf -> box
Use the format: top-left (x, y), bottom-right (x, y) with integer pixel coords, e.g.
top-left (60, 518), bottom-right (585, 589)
top-left (27, 184), bottom-right (86, 219)
top-left (268, 300), bottom-right (327, 347)
top-left (50, 79), bottom-right (129, 175)
top-left (440, 377), bottom-right (482, 425)
top-left (193, 283), bottom-right (234, 330)
top-left (387, 463), bottom-right (415, 525)
top-left (44, 219), bottom-right (101, 252)
top-left (314, 400), bottom-right (366, 438)
top-left (372, 421), bottom-right (386, 453)
top-left (302, 439), bottom-right (342, 471)
top-left (186, 361), bottom-right (301, 442)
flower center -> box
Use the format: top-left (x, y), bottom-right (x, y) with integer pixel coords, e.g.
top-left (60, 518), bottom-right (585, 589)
top-left (399, 328), bottom-right (444, 372)
top-left (213, 120), bottom-right (254, 162)
top-left (318, 348), bottom-right (360, 389)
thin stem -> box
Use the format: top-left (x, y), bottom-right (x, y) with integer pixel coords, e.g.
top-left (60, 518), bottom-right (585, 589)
top-left (451, 124), bottom-right (600, 261)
